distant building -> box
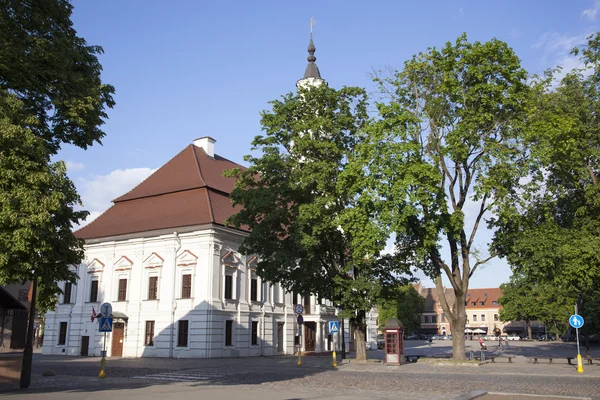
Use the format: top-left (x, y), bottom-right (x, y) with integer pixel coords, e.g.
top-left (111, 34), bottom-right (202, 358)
top-left (412, 283), bottom-right (508, 336)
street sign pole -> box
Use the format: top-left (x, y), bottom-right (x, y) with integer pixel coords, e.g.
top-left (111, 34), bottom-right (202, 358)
top-left (570, 306), bottom-right (584, 374)
top-left (99, 332), bottom-right (107, 378)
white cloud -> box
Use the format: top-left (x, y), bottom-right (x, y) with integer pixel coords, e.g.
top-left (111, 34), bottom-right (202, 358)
top-left (65, 160), bottom-right (85, 171)
top-left (458, 8), bottom-right (464, 17)
top-left (582, 0), bottom-right (600, 20)
top-left (532, 31), bottom-right (593, 81)
top-left (75, 167), bottom-right (156, 228)
top-left (510, 28), bottom-right (522, 40)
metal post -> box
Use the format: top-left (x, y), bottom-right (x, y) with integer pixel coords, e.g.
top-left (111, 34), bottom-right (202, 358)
top-left (20, 275), bottom-right (38, 388)
top-left (341, 317), bottom-right (346, 359)
top-left (99, 332), bottom-right (107, 378)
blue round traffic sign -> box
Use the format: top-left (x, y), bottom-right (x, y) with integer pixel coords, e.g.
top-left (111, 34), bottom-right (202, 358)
top-left (569, 314), bottom-right (584, 329)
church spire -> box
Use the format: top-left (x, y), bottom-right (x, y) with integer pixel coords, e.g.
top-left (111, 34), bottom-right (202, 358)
top-left (297, 18), bottom-right (326, 88)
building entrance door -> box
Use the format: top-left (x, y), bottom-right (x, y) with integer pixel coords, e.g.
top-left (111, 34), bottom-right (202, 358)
top-left (111, 323), bottom-right (124, 357)
top-left (304, 322), bottom-right (316, 351)
top-left (80, 336), bottom-right (89, 356)
top-left (277, 322), bottom-right (284, 353)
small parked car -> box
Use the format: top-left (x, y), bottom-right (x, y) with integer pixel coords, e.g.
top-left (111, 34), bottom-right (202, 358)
top-left (507, 334), bottom-right (521, 341)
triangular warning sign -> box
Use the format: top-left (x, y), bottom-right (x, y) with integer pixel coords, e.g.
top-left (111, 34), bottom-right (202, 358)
top-left (100, 319), bottom-right (112, 331)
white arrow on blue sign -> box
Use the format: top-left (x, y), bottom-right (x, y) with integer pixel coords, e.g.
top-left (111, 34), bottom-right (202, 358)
top-left (99, 317), bottom-right (113, 332)
top-left (329, 321), bottom-right (339, 333)
top-left (569, 314), bottom-right (584, 329)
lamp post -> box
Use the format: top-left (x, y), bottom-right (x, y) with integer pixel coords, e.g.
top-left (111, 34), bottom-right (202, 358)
top-left (20, 273), bottom-right (38, 388)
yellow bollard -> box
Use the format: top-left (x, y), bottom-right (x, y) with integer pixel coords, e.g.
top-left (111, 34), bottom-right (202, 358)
top-left (332, 350), bottom-right (337, 367)
top-left (577, 354), bottom-right (584, 373)
top-left (99, 356), bottom-right (106, 378)
top-left (297, 349), bottom-right (302, 366)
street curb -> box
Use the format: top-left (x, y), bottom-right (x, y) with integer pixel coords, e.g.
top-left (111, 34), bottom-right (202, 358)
top-left (451, 390), bottom-right (487, 400)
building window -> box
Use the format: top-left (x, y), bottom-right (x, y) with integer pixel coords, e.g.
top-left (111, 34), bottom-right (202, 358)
top-left (471, 302), bottom-right (476, 306)
top-left (224, 274), bottom-right (233, 300)
top-left (473, 314), bottom-right (477, 322)
top-left (63, 282), bottom-right (72, 304)
top-left (465, 301), bottom-right (468, 306)
top-left (492, 301), bottom-right (498, 306)
top-left (225, 320), bottom-right (233, 346)
top-left (90, 280), bottom-right (98, 302)
top-left (494, 314), bottom-right (499, 321)
top-left (481, 314), bottom-right (486, 322)
top-left (484, 292), bottom-right (487, 297)
top-left (181, 274), bottom-right (192, 299)
top-left (144, 321), bottom-right (155, 346)
top-left (250, 277), bottom-right (258, 301)
top-left (117, 278), bottom-right (127, 301)
top-left (177, 320), bottom-right (189, 347)
top-left (251, 321), bottom-right (258, 345)
top-left (432, 315), bottom-right (437, 323)
top-left (58, 322), bottom-right (67, 345)
top-left (480, 301), bottom-right (485, 306)
top-left (147, 276), bottom-right (158, 300)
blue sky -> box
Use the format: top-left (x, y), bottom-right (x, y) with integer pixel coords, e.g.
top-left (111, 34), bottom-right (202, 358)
top-left (59, 0), bottom-right (600, 289)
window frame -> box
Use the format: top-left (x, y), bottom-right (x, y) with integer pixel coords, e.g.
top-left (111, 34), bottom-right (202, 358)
top-left (58, 322), bottom-right (67, 345)
top-left (148, 275), bottom-right (159, 300)
top-left (89, 279), bottom-right (99, 303)
top-left (225, 320), bottom-right (233, 347)
top-left (251, 320), bottom-right (259, 346)
top-left (250, 277), bottom-right (258, 302)
top-left (481, 314), bottom-right (486, 322)
top-left (144, 321), bottom-right (155, 346)
top-left (472, 314), bottom-right (477, 322)
top-left (181, 273), bottom-right (192, 299)
top-left (63, 282), bottom-right (72, 304)
top-left (117, 277), bottom-right (128, 302)
top-left (224, 274), bottom-right (233, 300)
top-left (177, 320), bottom-right (189, 347)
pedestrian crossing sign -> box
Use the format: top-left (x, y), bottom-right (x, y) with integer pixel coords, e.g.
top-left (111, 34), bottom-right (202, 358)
top-left (99, 317), bottom-right (113, 332)
top-left (329, 321), bottom-right (339, 333)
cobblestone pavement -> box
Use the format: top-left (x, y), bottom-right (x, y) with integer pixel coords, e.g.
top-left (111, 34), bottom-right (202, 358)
top-left (2, 351), bottom-right (600, 399)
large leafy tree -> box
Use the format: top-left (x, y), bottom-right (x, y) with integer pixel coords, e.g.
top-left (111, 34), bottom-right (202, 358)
top-left (377, 284), bottom-right (425, 333)
top-left (0, 0), bottom-right (114, 305)
top-left (492, 32), bottom-right (600, 342)
top-left (227, 85), bottom-right (411, 361)
top-left (355, 34), bottom-right (531, 360)
top-left (1, 1), bottom-right (114, 387)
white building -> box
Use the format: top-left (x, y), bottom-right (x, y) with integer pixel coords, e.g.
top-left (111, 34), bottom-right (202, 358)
top-left (43, 34), bottom-right (341, 359)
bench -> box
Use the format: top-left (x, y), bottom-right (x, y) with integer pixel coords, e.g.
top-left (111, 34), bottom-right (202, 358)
top-left (489, 355), bottom-right (515, 363)
top-left (527, 356), bottom-right (574, 365)
top-left (404, 355), bottom-right (425, 363)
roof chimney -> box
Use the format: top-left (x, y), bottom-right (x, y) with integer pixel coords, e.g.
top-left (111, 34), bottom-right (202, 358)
top-left (193, 136), bottom-right (216, 157)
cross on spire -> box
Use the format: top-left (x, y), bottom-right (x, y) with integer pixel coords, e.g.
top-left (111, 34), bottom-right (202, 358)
top-left (310, 17), bottom-right (315, 34)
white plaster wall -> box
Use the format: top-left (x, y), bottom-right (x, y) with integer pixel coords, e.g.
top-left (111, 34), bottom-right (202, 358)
top-left (43, 226), bottom-right (330, 358)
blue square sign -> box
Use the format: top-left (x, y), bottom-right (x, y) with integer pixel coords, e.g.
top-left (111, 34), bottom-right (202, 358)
top-left (329, 321), bottom-right (339, 333)
top-left (99, 317), bottom-right (113, 332)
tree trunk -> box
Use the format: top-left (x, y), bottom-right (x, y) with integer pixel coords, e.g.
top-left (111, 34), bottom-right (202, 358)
top-left (353, 311), bottom-right (367, 361)
top-left (450, 295), bottom-right (467, 361)
top-left (354, 327), bottom-right (367, 361)
top-left (527, 322), bottom-right (532, 340)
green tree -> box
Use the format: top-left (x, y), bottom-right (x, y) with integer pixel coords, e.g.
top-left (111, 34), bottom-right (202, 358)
top-left (377, 285), bottom-right (425, 333)
top-left (355, 34), bottom-right (531, 360)
top-left (0, 90), bottom-right (87, 311)
top-left (1, 0), bottom-right (115, 154)
top-left (492, 32), bottom-right (600, 342)
top-left (499, 275), bottom-right (540, 340)
top-left (226, 85), bottom-right (411, 361)
top-left (1, 1), bottom-right (114, 387)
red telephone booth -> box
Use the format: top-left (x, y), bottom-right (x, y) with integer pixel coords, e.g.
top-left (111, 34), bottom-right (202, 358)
top-left (384, 318), bottom-right (405, 365)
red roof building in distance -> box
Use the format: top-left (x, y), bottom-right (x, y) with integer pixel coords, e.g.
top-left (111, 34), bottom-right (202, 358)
top-left (75, 137), bottom-right (248, 240)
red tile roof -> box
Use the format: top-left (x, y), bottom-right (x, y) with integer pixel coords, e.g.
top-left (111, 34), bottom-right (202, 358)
top-left (75, 144), bottom-right (248, 240)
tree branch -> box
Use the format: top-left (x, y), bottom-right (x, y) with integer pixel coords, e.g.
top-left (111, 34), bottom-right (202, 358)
top-left (469, 254), bottom-right (496, 279)
top-left (467, 193), bottom-right (489, 250)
